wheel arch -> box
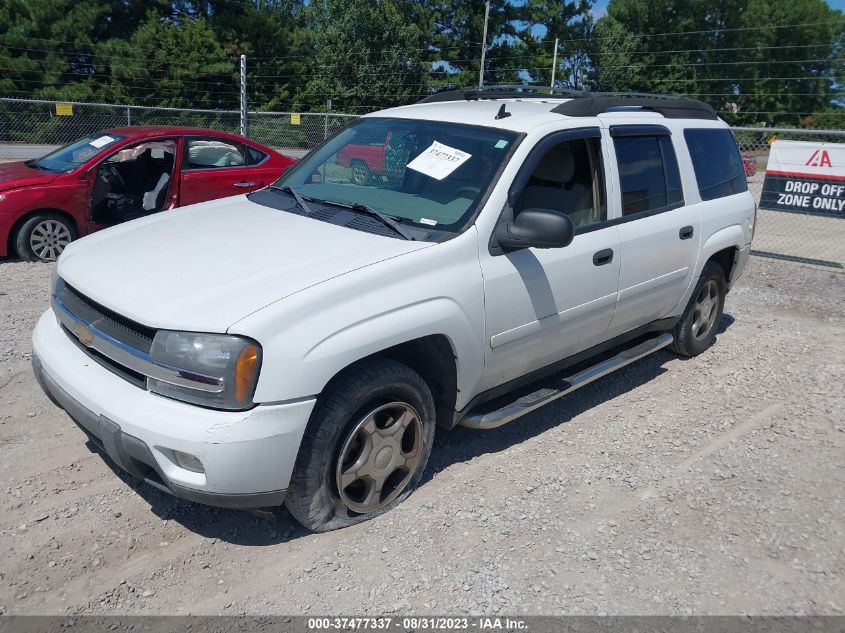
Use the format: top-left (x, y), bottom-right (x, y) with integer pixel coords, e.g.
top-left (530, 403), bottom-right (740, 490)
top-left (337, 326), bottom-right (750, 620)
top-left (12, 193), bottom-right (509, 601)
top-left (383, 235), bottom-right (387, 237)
top-left (699, 223), bottom-right (746, 291)
top-left (8, 207), bottom-right (79, 257)
top-left (318, 334), bottom-right (459, 432)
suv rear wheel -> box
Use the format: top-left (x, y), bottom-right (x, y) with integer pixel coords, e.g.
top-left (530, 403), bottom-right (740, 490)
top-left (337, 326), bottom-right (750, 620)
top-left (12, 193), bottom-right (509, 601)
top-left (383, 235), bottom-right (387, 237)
top-left (285, 357), bottom-right (436, 532)
top-left (670, 261), bottom-right (727, 357)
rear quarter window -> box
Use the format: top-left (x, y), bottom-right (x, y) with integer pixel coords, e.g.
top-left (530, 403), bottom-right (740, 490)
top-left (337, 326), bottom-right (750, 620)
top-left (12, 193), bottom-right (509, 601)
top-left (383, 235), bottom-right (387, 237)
top-left (684, 129), bottom-right (748, 201)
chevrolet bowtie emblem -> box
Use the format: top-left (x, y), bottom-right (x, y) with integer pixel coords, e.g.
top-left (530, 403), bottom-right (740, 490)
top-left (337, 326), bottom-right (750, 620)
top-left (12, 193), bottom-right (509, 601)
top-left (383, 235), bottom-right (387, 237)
top-left (72, 322), bottom-right (95, 347)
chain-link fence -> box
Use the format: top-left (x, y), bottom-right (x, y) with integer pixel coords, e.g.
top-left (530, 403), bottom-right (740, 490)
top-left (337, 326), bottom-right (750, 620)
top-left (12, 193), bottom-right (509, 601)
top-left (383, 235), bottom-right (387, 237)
top-left (1, 96), bottom-right (843, 268)
top-left (0, 97), bottom-right (356, 160)
top-left (733, 127), bottom-right (845, 269)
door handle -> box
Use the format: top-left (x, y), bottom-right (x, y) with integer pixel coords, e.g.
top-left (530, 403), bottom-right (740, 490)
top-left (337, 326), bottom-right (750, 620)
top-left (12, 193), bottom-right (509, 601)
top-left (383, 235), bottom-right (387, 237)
top-left (679, 225), bottom-right (694, 240)
top-left (234, 181), bottom-right (255, 188)
top-left (593, 248), bottom-right (614, 266)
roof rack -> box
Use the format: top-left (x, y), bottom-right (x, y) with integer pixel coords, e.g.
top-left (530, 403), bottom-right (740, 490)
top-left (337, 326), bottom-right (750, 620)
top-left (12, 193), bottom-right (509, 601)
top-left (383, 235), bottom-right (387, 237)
top-left (550, 92), bottom-right (717, 120)
top-left (416, 85), bottom-right (717, 120)
top-left (417, 85), bottom-right (588, 103)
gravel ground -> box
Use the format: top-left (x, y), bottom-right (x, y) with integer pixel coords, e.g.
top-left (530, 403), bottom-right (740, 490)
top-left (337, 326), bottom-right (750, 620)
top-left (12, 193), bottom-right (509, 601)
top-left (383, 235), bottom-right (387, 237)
top-left (0, 256), bottom-right (843, 616)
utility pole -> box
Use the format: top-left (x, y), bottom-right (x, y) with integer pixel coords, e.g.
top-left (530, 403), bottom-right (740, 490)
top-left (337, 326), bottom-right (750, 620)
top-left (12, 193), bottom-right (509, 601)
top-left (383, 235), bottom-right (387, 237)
top-left (550, 38), bottom-right (559, 88)
top-left (478, 0), bottom-right (490, 88)
top-left (239, 54), bottom-right (248, 138)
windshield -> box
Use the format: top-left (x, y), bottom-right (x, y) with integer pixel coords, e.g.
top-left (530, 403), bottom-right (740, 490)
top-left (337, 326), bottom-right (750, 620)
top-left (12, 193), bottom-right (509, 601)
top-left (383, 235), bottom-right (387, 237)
top-left (268, 118), bottom-right (519, 231)
top-left (29, 133), bottom-right (125, 173)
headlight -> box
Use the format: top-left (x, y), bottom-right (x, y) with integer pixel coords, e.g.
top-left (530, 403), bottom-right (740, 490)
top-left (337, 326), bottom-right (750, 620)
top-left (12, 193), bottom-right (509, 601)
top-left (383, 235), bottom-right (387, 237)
top-left (147, 331), bottom-right (262, 410)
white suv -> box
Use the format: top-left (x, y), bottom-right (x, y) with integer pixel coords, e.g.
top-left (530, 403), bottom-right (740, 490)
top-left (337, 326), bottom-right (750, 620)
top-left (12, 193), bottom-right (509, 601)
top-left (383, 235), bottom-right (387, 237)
top-left (32, 88), bottom-right (755, 532)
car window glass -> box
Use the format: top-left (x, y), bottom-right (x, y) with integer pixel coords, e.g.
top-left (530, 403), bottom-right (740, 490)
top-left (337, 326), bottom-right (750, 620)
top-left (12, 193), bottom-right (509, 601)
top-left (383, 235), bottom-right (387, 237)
top-left (246, 146), bottom-right (268, 165)
top-left (266, 117), bottom-right (518, 231)
top-left (513, 137), bottom-right (607, 230)
top-left (614, 135), bottom-right (683, 215)
top-left (186, 139), bottom-right (246, 169)
top-left (684, 129), bottom-right (749, 201)
top-left (30, 133), bottom-right (125, 173)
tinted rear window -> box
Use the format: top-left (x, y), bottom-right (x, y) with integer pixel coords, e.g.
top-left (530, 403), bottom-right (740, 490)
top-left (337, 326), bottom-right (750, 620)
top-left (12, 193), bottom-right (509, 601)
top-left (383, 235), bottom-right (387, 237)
top-left (247, 146), bottom-right (268, 165)
top-left (614, 135), bottom-right (683, 215)
top-left (684, 129), bottom-right (748, 201)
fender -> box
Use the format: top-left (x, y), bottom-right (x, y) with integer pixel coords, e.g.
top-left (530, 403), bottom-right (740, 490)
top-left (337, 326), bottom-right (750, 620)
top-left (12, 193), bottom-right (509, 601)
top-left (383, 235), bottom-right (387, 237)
top-left (230, 231), bottom-right (487, 408)
top-left (304, 297), bottom-right (481, 406)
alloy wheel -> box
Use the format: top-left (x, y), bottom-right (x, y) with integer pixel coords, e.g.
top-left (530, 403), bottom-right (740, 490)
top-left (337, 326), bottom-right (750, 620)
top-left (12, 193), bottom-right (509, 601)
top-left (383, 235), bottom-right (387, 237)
top-left (335, 402), bottom-right (423, 514)
top-left (691, 279), bottom-right (720, 341)
top-left (29, 220), bottom-right (71, 261)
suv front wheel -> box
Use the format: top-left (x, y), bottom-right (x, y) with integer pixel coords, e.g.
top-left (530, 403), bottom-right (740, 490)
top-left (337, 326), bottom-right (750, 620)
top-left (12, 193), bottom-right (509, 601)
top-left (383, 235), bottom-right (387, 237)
top-left (285, 357), bottom-right (436, 532)
top-left (671, 261), bottom-right (727, 357)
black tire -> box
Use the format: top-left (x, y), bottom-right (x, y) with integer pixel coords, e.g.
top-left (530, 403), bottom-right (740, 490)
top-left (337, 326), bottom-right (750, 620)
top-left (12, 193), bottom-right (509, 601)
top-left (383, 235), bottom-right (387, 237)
top-left (285, 357), bottom-right (436, 532)
top-left (670, 261), bottom-right (727, 357)
top-left (14, 212), bottom-right (76, 262)
top-left (350, 160), bottom-right (371, 186)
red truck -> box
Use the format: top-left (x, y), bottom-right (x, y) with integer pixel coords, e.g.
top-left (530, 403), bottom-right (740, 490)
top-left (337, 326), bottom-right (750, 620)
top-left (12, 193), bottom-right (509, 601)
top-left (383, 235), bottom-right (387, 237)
top-left (335, 125), bottom-right (394, 185)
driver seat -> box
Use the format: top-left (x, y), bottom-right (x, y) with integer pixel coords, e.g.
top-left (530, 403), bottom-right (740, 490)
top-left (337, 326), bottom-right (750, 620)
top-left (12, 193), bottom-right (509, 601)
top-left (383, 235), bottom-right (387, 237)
top-left (516, 145), bottom-right (591, 225)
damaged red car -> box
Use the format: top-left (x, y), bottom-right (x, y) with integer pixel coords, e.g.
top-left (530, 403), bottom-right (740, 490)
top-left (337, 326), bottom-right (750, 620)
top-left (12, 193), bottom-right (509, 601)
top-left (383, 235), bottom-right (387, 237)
top-left (0, 127), bottom-right (295, 261)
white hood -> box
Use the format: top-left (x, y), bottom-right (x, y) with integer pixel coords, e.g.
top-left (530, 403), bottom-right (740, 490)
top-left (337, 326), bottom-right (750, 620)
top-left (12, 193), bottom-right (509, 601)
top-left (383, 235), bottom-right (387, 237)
top-left (58, 195), bottom-right (431, 332)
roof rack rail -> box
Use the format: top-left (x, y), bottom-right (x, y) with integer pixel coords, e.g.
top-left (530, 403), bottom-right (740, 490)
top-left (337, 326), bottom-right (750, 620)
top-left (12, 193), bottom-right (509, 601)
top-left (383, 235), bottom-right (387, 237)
top-left (550, 92), bottom-right (717, 120)
top-left (416, 85), bottom-right (717, 120)
top-left (417, 85), bottom-right (588, 103)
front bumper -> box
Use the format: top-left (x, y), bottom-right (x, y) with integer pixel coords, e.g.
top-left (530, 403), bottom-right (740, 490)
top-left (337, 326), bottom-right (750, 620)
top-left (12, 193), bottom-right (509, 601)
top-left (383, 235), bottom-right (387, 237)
top-left (32, 311), bottom-right (316, 509)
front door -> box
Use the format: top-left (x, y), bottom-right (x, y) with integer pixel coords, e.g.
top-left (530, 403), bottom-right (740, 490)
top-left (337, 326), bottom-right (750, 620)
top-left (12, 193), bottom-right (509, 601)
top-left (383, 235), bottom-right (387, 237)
top-left (180, 136), bottom-right (256, 206)
top-left (605, 125), bottom-right (701, 337)
top-left (479, 129), bottom-right (621, 392)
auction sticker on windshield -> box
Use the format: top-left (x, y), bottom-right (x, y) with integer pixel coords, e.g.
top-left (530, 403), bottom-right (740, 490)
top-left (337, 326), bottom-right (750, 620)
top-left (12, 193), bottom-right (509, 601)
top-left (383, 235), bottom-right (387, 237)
top-left (407, 141), bottom-right (472, 180)
top-left (760, 140), bottom-right (845, 216)
top-left (90, 135), bottom-right (116, 149)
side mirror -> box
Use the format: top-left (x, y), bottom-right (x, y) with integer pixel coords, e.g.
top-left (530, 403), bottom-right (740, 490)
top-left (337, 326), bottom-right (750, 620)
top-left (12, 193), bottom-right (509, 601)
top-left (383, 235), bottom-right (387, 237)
top-left (495, 208), bottom-right (575, 250)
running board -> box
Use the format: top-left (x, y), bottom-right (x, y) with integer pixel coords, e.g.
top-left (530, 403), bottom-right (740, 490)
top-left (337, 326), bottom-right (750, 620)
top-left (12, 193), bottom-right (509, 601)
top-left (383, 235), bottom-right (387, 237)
top-left (459, 333), bottom-right (673, 430)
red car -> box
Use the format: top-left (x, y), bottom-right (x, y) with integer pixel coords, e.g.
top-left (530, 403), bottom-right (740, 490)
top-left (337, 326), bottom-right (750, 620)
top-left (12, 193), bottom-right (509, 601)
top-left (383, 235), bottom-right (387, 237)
top-left (0, 127), bottom-right (295, 261)
top-left (741, 153), bottom-right (757, 177)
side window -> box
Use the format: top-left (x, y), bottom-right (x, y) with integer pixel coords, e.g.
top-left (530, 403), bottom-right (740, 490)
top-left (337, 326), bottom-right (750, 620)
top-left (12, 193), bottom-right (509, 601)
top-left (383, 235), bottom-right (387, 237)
top-left (185, 138), bottom-right (246, 169)
top-left (246, 145), bottom-right (268, 165)
top-left (684, 129), bottom-right (748, 200)
top-left (514, 136), bottom-right (608, 230)
top-left (614, 135), bottom-right (683, 215)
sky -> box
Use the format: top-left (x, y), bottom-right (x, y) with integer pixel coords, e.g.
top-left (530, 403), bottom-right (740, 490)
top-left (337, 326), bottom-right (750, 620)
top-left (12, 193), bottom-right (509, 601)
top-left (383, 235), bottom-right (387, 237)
top-left (592, 0), bottom-right (845, 17)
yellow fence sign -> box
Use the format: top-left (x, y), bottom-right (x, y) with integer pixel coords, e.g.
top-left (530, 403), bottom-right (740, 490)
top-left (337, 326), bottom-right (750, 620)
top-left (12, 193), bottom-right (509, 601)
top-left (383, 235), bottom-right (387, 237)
top-left (55, 103), bottom-right (73, 116)
top-left (290, 113), bottom-right (301, 125)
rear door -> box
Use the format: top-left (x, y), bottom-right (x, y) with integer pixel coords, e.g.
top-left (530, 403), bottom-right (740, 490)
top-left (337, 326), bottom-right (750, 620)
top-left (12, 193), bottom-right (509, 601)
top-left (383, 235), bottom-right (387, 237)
top-left (605, 123), bottom-right (701, 336)
top-left (179, 136), bottom-right (256, 206)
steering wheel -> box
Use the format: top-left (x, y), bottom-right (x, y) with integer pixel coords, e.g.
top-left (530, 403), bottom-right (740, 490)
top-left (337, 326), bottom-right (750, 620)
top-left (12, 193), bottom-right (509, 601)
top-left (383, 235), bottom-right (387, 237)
top-left (100, 162), bottom-right (125, 189)
top-left (455, 185), bottom-right (481, 198)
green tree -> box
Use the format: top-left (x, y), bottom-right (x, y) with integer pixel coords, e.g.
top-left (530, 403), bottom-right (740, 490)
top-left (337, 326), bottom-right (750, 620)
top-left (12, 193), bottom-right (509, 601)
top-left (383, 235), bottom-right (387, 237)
top-left (591, 0), bottom-right (844, 126)
top-left (300, 0), bottom-right (429, 112)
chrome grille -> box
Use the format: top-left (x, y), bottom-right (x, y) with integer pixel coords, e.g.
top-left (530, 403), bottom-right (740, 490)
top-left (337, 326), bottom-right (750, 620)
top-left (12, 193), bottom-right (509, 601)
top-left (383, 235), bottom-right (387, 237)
top-left (59, 283), bottom-right (155, 353)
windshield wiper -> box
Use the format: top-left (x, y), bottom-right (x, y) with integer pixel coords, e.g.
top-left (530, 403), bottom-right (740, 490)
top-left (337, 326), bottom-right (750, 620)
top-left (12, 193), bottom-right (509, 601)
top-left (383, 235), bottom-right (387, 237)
top-left (268, 185), bottom-right (314, 216)
top-left (314, 198), bottom-right (415, 241)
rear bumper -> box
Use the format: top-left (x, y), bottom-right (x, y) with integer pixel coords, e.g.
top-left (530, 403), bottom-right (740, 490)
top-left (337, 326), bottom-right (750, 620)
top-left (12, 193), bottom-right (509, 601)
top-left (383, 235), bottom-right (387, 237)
top-left (32, 310), bottom-right (316, 509)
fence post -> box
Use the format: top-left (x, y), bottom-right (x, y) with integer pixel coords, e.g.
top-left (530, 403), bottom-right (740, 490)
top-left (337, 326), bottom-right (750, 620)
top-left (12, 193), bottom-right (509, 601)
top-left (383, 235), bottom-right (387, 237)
top-left (239, 54), bottom-right (248, 137)
top-left (126, 106), bottom-right (131, 126)
top-left (324, 99), bottom-right (332, 140)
